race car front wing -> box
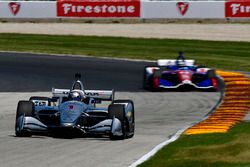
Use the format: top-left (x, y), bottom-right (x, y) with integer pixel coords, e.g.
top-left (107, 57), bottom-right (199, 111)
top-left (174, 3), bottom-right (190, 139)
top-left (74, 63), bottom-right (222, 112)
top-left (16, 115), bottom-right (123, 137)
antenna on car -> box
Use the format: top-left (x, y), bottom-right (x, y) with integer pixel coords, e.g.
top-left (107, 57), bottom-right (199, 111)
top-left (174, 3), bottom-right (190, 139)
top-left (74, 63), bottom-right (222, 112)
top-left (75, 73), bottom-right (81, 81)
top-left (177, 51), bottom-right (185, 61)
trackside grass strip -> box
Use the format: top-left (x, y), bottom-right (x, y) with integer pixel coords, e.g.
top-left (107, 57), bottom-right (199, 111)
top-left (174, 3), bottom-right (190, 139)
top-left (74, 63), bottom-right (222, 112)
top-left (139, 122), bottom-right (250, 167)
top-left (185, 71), bottom-right (250, 135)
top-left (0, 33), bottom-right (250, 71)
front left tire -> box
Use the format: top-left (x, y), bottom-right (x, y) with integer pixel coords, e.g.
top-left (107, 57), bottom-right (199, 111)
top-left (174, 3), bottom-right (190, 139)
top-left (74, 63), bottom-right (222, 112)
top-left (15, 101), bottom-right (34, 137)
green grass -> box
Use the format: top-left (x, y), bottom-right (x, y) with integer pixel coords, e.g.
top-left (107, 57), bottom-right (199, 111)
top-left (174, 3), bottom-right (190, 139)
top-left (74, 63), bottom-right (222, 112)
top-left (0, 33), bottom-right (249, 71)
top-left (139, 122), bottom-right (250, 167)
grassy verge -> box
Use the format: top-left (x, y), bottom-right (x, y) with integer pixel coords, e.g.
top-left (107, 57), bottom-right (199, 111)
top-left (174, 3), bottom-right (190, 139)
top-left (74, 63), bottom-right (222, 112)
top-left (139, 122), bottom-right (250, 167)
top-left (0, 33), bottom-right (249, 71)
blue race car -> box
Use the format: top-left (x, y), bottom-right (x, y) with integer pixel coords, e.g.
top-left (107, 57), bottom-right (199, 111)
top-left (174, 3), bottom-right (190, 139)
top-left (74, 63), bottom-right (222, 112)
top-left (143, 52), bottom-right (218, 91)
top-left (15, 74), bottom-right (135, 140)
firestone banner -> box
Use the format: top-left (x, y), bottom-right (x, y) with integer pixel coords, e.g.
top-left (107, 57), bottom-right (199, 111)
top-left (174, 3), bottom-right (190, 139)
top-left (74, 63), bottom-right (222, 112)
top-left (225, 0), bottom-right (250, 17)
top-left (57, 0), bottom-right (140, 17)
top-left (1, 1), bottom-right (250, 19)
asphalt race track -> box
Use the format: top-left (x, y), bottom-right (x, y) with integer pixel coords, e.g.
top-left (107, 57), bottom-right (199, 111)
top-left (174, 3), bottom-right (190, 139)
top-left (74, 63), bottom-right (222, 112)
top-left (0, 52), bottom-right (220, 167)
top-left (0, 52), bottom-right (153, 92)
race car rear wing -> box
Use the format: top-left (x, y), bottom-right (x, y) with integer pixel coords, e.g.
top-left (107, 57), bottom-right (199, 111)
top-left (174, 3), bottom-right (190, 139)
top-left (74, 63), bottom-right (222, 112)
top-left (52, 88), bottom-right (114, 101)
top-left (157, 59), bottom-right (195, 66)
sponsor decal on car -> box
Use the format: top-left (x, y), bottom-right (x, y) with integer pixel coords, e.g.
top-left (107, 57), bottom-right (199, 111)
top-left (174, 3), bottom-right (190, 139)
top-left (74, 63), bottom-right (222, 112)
top-left (57, 0), bottom-right (140, 17)
top-left (225, 0), bottom-right (250, 17)
top-left (68, 105), bottom-right (74, 109)
top-left (85, 92), bottom-right (99, 96)
top-left (8, 2), bottom-right (21, 16)
top-left (127, 111), bottom-right (132, 118)
top-left (176, 2), bottom-right (189, 16)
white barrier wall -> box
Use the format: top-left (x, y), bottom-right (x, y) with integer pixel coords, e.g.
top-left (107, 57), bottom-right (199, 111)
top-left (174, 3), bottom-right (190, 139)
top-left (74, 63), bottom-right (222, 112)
top-left (142, 1), bottom-right (225, 18)
top-left (0, 1), bottom-right (249, 19)
top-left (0, 1), bottom-right (56, 18)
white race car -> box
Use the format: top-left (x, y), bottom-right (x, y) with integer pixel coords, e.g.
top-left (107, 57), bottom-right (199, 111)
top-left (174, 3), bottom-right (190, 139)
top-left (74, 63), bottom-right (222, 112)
top-left (15, 73), bottom-right (135, 140)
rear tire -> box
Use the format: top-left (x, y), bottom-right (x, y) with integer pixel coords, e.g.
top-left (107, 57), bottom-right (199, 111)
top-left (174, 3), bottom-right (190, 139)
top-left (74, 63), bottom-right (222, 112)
top-left (207, 69), bottom-right (218, 91)
top-left (15, 101), bottom-right (34, 137)
top-left (207, 69), bottom-right (216, 78)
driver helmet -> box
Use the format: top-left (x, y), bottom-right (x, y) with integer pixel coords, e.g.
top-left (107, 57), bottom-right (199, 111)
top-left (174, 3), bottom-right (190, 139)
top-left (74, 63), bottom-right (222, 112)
top-left (68, 90), bottom-right (86, 101)
top-left (177, 60), bottom-right (186, 67)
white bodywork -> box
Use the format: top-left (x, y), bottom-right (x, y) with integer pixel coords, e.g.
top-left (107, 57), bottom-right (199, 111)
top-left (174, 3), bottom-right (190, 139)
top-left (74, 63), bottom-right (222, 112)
top-left (52, 88), bottom-right (114, 101)
top-left (157, 59), bottom-right (195, 66)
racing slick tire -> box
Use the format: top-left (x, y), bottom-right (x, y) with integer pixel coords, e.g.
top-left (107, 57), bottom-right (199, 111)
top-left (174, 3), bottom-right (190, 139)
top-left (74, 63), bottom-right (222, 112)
top-left (113, 100), bottom-right (135, 139)
top-left (143, 66), bottom-right (154, 90)
top-left (151, 69), bottom-right (161, 91)
top-left (108, 100), bottom-right (135, 140)
top-left (207, 69), bottom-right (216, 78)
top-left (143, 66), bottom-right (162, 91)
top-left (207, 69), bottom-right (218, 92)
top-left (15, 101), bottom-right (34, 137)
top-left (143, 67), bottom-right (148, 90)
top-left (108, 104), bottom-right (126, 140)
